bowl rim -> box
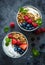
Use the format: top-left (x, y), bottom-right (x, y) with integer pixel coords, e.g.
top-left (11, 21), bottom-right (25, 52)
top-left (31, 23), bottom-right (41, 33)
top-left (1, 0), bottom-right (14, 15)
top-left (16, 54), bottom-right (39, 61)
top-left (16, 5), bottom-right (42, 32)
top-left (2, 31), bottom-right (28, 58)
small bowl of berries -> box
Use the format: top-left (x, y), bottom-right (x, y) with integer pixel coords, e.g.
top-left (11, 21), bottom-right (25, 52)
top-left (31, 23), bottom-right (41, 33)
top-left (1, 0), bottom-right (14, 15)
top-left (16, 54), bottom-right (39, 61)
top-left (16, 5), bottom-right (42, 31)
top-left (2, 32), bottom-right (28, 58)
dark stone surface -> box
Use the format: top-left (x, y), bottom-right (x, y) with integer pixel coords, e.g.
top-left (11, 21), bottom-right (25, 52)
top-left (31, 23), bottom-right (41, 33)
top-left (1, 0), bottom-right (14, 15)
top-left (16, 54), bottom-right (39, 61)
top-left (0, 0), bottom-right (45, 65)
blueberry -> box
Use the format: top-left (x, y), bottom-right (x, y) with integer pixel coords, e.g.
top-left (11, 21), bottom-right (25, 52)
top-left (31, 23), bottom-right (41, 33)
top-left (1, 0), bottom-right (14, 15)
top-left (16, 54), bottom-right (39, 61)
top-left (31, 37), bottom-right (35, 41)
top-left (17, 47), bottom-right (21, 52)
top-left (19, 50), bottom-right (24, 54)
top-left (31, 43), bottom-right (35, 47)
top-left (31, 27), bottom-right (34, 29)
top-left (37, 36), bottom-right (40, 40)
top-left (22, 22), bottom-right (27, 26)
top-left (14, 47), bottom-right (17, 51)
top-left (39, 44), bottom-right (45, 49)
top-left (26, 24), bottom-right (30, 28)
top-left (28, 27), bottom-right (32, 30)
top-left (25, 27), bottom-right (29, 30)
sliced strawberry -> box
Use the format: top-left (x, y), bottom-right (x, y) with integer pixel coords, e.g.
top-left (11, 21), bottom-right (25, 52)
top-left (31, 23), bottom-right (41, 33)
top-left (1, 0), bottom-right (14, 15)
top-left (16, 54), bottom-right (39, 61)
top-left (8, 34), bottom-right (13, 39)
top-left (12, 39), bottom-right (17, 45)
top-left (19, 43), bottom-right (27, 50)
top-left (32, 22), bottom-right (38, 28)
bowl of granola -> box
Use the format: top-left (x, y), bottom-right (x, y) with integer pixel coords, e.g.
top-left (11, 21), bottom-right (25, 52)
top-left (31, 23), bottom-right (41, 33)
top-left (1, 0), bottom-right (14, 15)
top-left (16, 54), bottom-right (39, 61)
top-left (2, 32), bottom-right (28, 58)
top-left (16, 5), bottom-right (42, 32)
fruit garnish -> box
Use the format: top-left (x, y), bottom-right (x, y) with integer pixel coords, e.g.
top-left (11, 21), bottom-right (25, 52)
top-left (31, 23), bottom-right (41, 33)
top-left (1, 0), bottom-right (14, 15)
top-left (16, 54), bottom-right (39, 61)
top-left (19, 7), bottom-right (28, 14)
top-left (10, 22), bottom-right (15, 28)
top-left (16, 39), bottom-right (22, 45)
top-left (27, 19), bottom-right (33, 24)
top-left (4, 26), bottom-right (9, 33)
top-left (19, 7), bottom-right (24, 12)
top-left (19, 43), bottom-right (27, 50)
top-left (8, 34), bottom-right (13, 39)
top-left (35, 27), bottom-right (45, 34)
top-left (24, 15), bottom-right (29, 21)
top-left (5, 38), bottom-right (11, 43)
top-left (22, 9), bottom-right (28, 14)
top-left (36, 18), bottom-right (42, 25)
top-left (12, 39), bottom-right (17, 45)
top-left (5, 43), bottom-right (9, 46)
top-left (32, 22), bottom-right (38, 28)
top-left (5, 38), bottom-right (11, 46)
top-left (32, 48), bottom-right (40, 57)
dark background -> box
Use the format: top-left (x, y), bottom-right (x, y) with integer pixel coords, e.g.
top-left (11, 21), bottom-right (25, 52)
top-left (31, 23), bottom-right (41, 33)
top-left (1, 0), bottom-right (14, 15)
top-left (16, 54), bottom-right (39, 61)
top-left (0, 0), bottom-right (45, 65)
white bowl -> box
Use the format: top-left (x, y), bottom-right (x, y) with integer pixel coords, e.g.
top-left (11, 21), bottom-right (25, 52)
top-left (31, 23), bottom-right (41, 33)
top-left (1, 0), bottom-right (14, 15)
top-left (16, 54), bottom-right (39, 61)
top-left (2, 32), bottom-right (28, 58)
top-left (16, 5), bottom-right (42, 32)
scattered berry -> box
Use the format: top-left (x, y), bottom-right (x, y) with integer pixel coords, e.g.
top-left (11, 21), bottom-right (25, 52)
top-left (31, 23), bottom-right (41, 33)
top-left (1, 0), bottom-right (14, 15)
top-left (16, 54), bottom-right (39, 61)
top-left (37, 36), bottom-right (40, 40)
top-left (40, 27), bottom-right (45, 32)
top-left (31, 37), bottom-right (35, 41)
top-left (35, 29), bottom-right (41, 34)
top-left (10, 22), bottom-right (15, 28)
top-left (39, 44), bottom-right (45, 49)
top-left (31, 43), bottom-right (35, 47)
top-left (35, 27), bottom-right (45, 34)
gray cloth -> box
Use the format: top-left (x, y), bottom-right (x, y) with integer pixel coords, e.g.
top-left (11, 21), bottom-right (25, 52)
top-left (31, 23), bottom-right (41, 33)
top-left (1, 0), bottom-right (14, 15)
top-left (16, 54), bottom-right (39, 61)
top-left (0, 0), bottom-right (45, 65)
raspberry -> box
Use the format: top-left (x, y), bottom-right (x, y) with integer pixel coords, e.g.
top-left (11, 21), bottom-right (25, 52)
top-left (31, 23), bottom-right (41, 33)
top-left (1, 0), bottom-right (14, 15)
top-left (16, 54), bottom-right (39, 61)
top-left (40, 28), bottom-right (45, 32)
top-left (10, 22), bottom-right (15, 28)
top-left (16, 39), bottom-right (22, 45)
top-left (27, 19), bottom-right (33, 24)
top-left (24, 15), bottom-right (29, 21)
top-left (8, 34), bottom-right (13, 39)
top-left (35, 29), bottom-right (41, 34)
top-left (12, 39), bottom-right (17, 45)
top-left (32, 22), bottom-right (38, 28)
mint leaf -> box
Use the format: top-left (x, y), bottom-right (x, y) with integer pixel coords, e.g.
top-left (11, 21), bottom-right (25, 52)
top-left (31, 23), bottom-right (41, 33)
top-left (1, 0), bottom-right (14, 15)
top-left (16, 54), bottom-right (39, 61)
top-left (5, 43), bottom-right (9, 46)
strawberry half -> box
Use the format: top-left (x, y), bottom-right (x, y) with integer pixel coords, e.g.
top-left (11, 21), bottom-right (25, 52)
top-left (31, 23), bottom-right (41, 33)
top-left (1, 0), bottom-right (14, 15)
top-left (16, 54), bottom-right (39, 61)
top-left (19, 43), bottom-right (27, 50)
top-left (12, 39), bottom-right (17, 45)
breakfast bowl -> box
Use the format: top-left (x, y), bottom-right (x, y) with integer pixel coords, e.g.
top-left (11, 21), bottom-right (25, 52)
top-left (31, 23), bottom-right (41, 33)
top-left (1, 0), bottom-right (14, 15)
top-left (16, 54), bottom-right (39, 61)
top-left (16, 5), bottom-right (42, 32)
top-left (2, 32), bottom-right (28, 58)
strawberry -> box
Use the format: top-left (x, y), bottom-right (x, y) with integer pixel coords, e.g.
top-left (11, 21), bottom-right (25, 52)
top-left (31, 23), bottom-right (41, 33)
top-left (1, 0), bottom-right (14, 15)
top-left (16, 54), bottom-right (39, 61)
top-left (8, 34), bottom-right (13, 39)
top-left (32, 22), bottom-right (38, 28)
top-left (27, 19), bottom-right (33, 24)
top-left (24, 15), bottom-right (29, 21)
top-left (16, 39), bottom-right (22, 45)
top-left (40, 28), bottom-right (45, 32)
top-left (35, 29), bottom-right (41, 34)
top-left (10, 22), bottom-right (15, 28)
top-left (12, 39), bottom-right (17, 45)
top-left (19, 43), bottom-right (27, 50)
